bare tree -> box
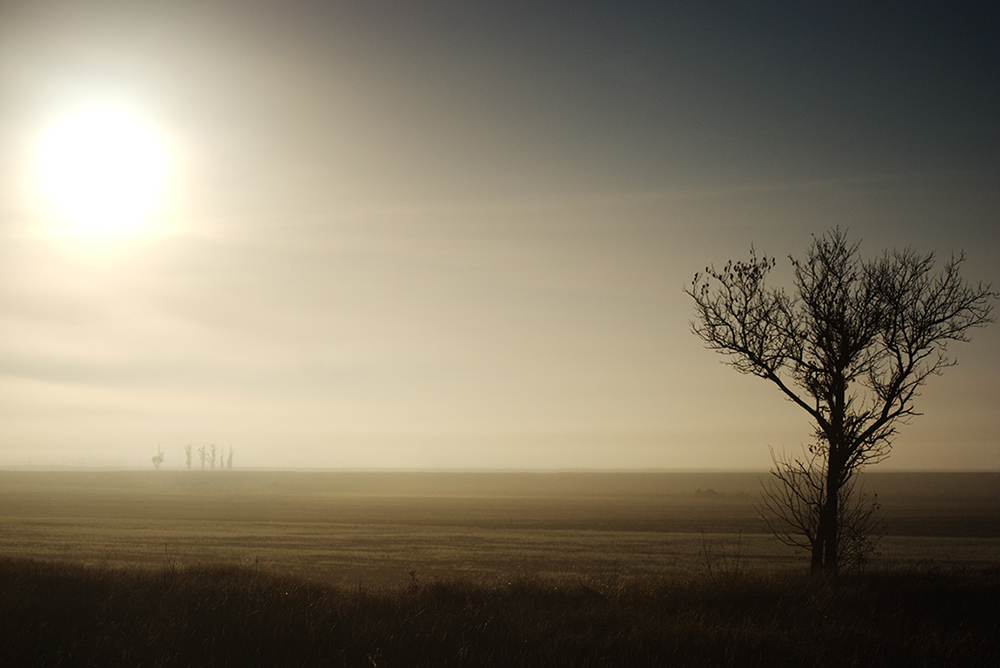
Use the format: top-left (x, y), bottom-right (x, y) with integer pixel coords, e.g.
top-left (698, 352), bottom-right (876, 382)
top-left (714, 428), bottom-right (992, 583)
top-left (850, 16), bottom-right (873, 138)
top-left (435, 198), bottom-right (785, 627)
top-left (197, 445), bottom-right (207, 470)
top-left (210, 444), bottom-right (217, 470)
top-left (687, 229), bottom-right (994, 572)
top-left (184, 444), bottom-right (192, 470)
top-left (151, 445), bottom-right (164, 471)
top-left (226, 446), bottom-right (234, 470)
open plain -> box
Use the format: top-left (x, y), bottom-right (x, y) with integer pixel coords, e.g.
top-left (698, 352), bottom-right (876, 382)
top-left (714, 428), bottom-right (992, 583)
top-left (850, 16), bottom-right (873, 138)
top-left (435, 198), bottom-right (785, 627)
top-left (1, 470), bottom-right (997, 585)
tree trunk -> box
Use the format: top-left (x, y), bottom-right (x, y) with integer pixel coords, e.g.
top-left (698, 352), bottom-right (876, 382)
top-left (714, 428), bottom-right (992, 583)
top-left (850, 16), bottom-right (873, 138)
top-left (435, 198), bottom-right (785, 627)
top-left (810, 453), bottom-right (841, 574)
top-left (811, 494), bottom-right (839, 573)
top-left (821, 378), bottom-right (846, 574)
top-left (812, 454), bottom-right (842, 574)
top-left (810, 533), bottom-right (825, 572)
top-left (821, 476), bottom-right (839, 572)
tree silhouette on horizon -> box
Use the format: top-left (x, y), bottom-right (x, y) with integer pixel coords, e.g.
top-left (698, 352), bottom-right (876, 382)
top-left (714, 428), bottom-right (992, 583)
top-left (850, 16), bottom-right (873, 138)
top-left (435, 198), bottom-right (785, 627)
top-left (688, 228), bottom-right (994, 572)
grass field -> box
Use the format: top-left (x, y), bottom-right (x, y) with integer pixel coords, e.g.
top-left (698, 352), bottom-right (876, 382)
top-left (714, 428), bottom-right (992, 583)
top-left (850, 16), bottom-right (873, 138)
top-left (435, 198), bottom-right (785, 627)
top-left (2, 470), bottom-right (998, 666)
top-left (2, 558), bottom-right (999, 667)
top-left (1, 470), bottom-right (997, 586)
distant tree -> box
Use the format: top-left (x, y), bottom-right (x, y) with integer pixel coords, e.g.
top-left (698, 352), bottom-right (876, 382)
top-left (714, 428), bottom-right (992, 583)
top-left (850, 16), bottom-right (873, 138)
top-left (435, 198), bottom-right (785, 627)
top-left (198, 445), bottom-right (207, 470)
top-left (185, 444), bottom-right (192, 470)
top-left (151, 446), bottom-right (164, 471)
top-left (210, 444), bottom-right (217, 470)
top-left (226, 446), bottom-right (234, 470)
top-left (687, 229), bottom-right (994, 573)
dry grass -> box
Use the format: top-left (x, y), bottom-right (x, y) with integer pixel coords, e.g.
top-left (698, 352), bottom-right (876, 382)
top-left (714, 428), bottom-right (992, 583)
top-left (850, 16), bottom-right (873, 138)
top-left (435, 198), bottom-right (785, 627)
top-left (1, 557), bottom-right (998, 667)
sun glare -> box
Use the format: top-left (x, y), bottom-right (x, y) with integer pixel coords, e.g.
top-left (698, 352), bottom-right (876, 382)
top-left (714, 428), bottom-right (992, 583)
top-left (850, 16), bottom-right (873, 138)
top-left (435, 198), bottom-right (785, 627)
top-left (36, 105), bottom-right (168, 238)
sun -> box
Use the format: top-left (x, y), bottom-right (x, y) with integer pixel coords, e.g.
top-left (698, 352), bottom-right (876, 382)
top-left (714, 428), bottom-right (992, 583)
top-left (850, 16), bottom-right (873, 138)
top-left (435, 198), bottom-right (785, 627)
top-left (36, 104), bottom-right (168, 238)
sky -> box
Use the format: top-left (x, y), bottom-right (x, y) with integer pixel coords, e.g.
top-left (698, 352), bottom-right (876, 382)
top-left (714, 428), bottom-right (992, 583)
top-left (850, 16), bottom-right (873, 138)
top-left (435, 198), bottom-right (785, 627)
top-left (1, 1), bottom-right (997, 470)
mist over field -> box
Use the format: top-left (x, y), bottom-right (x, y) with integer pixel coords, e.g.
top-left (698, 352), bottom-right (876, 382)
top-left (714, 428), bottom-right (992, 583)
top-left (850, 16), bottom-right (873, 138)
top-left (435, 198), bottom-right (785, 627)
top-left (2, 470), bottom-right (997, 586)
top-left (4, 468), bottom-right (999, 666)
